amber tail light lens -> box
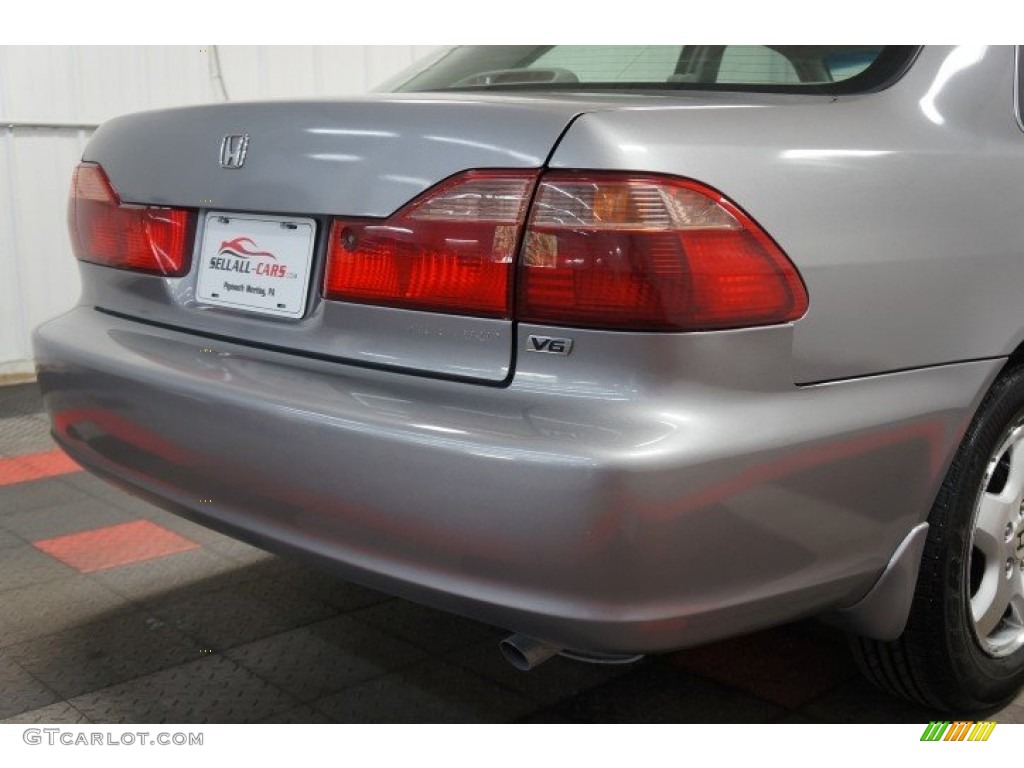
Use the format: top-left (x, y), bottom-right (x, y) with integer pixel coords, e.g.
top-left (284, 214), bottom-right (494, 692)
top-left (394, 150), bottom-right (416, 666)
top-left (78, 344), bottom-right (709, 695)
top-left (68, 162), bottom-right (194, 277)
top-left (324, 170), bottom-right (539, 318)
top-left (517, 172), bottom-right (808, 331)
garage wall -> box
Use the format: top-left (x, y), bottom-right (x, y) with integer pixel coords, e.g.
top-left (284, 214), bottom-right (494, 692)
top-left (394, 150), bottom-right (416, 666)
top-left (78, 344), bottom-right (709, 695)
top-left (0, 45), bottom-right (440, 376)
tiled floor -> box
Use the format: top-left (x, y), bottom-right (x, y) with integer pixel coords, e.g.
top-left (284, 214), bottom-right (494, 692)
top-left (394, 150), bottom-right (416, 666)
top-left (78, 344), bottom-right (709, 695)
top-left (3, 381), bottom-right (1024, 723)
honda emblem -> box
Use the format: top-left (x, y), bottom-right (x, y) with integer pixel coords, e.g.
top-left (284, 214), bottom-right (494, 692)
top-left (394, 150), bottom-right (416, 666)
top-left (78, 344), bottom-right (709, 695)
top-left (219, 134), bottom-right (249, 169)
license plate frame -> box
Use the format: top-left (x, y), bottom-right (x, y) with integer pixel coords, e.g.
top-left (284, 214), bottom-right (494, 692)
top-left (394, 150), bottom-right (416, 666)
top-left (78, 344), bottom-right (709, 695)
top-left (195, 212), bottom-right (317, 319)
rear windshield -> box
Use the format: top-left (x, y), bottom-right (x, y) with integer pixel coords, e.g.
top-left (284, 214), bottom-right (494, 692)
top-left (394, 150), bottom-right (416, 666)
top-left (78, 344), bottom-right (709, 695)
top-left (391, 46), bottom-right (918, 95)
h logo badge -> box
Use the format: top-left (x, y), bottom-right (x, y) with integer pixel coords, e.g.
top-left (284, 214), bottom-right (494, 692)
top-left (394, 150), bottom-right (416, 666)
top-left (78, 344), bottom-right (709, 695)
top-left (219, 134), bottom-right (249, 169)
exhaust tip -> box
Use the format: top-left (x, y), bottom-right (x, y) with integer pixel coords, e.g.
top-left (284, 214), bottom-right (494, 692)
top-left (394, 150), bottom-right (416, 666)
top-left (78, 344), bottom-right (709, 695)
top-left (499, 633), bottom-right (561, 671)
top-left (499, 633), bottom-right (646, 671)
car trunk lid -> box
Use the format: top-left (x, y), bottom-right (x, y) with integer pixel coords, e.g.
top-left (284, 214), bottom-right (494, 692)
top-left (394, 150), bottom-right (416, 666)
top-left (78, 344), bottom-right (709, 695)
top-left (79, 95), bottom-right (590, 383)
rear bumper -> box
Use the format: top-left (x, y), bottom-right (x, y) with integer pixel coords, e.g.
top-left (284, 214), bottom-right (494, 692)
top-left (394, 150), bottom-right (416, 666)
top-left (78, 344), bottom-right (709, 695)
top-left (33, 307), bottom-right (1000, 652)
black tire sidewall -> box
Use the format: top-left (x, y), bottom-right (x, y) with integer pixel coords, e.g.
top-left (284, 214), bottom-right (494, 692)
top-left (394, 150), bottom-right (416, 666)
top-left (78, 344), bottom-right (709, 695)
top-left (930, 366), bottom-right (1024, 707)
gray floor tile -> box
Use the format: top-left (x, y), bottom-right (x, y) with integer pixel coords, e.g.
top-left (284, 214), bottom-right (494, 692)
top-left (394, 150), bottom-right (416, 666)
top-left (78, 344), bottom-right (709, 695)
top-left (149, 580), bottom-right (337, 650)
top-left (226, 616), bottom-right (425, 702)
top-left (91, 548), bottom-right (240, 604)
top-left (0, 545), bottom-right (77, 594)
top-left (799, 676), bottom-right (950, 723)
top-left (7, 611), bottom-right (205, 699)
top-left (0, 578), bottom-right (133, 648)
top-left (69, 656), bottom-right (298, 723)
top-left (0, 383), bottom-right (43, 418)
top-left (136, 512), bottom-right (304, 568)
top-left (211, 540), bottom-right (283, 567)
top-left (139, 511), bottom-right (233, 546)
top-left (210, 554), bottom-right (304, 586)
top-left (0, 652), bottom-right (59, 719)
top-left (1, 496), bottom-right (134, 541)
top-left (0, 478), bottom-right (87, 517)
top-left (307, 614), bottom-right (428, 659)
top-left (248, 573), bottom-right (366, 618)
top-left (525, 661), bottom-right (783, 723)
top-left (0, 415), bottom-right (55, 457)
top-left (243, 566), bottom-right (390, 613)
top-left (61, 472), bottom-right (157, 513)
top-left (131, 511), bottom-right (283, 565)
top-left (667, 624), bottom-right (858, 709)
top-left (0, 528), bottom-right (23, 550)
top-left (311, 658), bottom-right (537, 723)
top-left (352, 599), bottom-right (502, 654)
top-left (188, 532), bottom-right (269, 561)
top-left (89, 499), bottom-right (287, 568)
top-left (1, 702), bottom-right (90, 724)
top-left (257, 705), bottom-right (333, 724)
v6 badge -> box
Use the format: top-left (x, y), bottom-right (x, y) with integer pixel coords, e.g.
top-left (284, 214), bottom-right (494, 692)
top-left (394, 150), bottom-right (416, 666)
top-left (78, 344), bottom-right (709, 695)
top-left (527, 335), bottom-right (574, 356)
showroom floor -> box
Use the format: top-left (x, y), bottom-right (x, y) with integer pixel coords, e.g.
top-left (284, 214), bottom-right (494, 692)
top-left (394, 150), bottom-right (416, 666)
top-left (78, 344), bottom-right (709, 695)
top-left (2, 382), bottom-right (1024, 724)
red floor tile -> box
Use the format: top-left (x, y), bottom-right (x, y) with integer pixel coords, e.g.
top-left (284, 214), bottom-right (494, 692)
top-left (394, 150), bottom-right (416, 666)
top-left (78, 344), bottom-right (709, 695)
top-left (0, 449), bottom-right (81, 486)
top-left (34, 519), bottom-right (199, 573)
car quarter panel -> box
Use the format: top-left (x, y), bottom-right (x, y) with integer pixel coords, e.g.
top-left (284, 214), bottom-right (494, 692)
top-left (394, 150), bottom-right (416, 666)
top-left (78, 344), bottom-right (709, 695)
top-left (549, 45), bottom-right (1024, 384)
top-left (34, 307), bottom-right (1001, 651)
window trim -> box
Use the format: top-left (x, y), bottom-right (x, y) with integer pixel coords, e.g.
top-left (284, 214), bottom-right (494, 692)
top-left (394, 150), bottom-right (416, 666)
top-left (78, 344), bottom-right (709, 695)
top-left (394, 46), bottom-right (923, 97)
top-left (1016, 46), bottom-right (1024, 134)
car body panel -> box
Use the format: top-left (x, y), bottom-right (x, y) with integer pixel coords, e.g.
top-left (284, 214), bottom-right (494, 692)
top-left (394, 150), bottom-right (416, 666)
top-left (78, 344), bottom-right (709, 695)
top-left (33, 45), bottom-right (1024, 653)
top-left (549, 46), bottom-right (1024, 383)
top-left (81, 95), bottom-right (601, 381)
top-left (81, 261), bottom-right (516, 383)
top-left (84, 95), bottom-right (588, 216)
top-left (78, 92), bottom-right (841, 384)
top-left (35, 307), bottom-right (999, 651)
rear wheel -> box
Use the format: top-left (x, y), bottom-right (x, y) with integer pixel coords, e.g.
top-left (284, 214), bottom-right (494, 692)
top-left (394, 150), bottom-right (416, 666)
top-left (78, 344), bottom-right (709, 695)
top-left (852, 364), bottom-right (1024, 711)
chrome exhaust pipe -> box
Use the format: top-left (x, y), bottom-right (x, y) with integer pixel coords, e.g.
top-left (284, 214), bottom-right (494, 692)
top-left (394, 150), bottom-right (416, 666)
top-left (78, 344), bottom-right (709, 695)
top-left (499, 633), bottom-right (562, 671)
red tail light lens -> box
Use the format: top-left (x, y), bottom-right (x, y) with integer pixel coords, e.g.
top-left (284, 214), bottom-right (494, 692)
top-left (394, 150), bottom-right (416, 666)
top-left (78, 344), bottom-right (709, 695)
top-left (68, 162), bottom-right (194, 276)
top-left (518, 173), bottom-right (808, 331)
top-left (324, 171), bottom-right (538, 318)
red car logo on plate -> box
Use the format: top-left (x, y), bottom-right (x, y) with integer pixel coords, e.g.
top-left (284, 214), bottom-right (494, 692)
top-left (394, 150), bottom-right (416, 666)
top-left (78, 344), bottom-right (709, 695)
top-left (218, 237), bottom-right (276, 260)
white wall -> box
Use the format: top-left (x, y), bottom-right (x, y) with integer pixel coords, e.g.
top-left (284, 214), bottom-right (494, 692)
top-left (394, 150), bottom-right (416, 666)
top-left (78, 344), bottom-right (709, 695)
top-left (0, 45), bottom-right (439, 375)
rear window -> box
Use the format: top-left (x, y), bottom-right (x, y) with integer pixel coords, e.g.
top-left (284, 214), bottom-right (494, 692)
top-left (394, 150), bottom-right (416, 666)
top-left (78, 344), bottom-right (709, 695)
top-left (391, 46), bottom-right (918, 95)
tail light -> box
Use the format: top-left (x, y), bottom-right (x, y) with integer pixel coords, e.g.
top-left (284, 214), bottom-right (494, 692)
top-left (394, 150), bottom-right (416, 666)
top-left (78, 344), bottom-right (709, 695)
top-left (324, 171), bottom-right (538, 318)
top-left (68, 160), bottom-right (806, 332)
top-left (68, 162), bottom-right (194, 276)
top-left (518, 173), bottom-right (808, 331)
top-left (325, 170), bottom-right (806, 332)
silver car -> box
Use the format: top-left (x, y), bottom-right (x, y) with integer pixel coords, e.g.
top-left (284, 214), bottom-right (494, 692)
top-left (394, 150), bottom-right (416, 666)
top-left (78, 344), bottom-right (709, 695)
top-left (34, 45), bottom-right (1024, 712)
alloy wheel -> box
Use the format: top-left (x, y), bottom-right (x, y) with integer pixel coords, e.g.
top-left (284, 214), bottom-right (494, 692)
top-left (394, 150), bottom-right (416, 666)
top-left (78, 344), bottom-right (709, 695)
top-left (969, 419), bottom-right (1024, 657)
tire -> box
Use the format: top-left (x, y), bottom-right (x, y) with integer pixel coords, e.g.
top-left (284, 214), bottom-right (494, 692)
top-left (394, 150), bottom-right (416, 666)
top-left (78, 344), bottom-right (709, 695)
top-left (852, 363), bottom-right (1024, 712)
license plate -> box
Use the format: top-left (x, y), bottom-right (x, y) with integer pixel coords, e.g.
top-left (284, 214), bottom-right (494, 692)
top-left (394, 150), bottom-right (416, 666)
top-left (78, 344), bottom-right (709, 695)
top-left (195, 212), bottom-right (316, 318)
